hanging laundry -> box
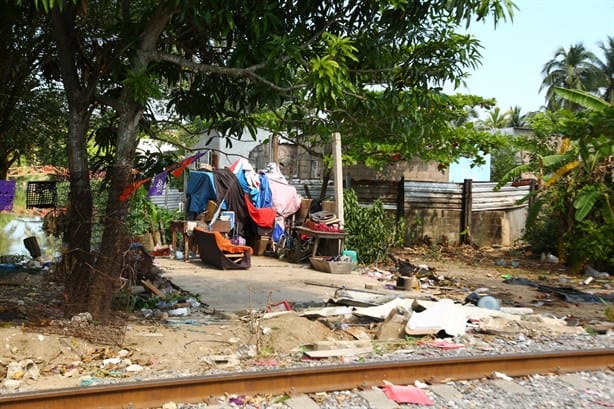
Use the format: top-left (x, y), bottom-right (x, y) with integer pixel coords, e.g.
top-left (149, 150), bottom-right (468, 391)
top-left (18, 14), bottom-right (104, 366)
top-left (147, 171), bottom-right (168, 197)
top-left (171, 151), bottom-right (206, 177)
top-left (119, 178), bottom-right (150, 201)
top-left (0, 180), bottom-right (17, 211)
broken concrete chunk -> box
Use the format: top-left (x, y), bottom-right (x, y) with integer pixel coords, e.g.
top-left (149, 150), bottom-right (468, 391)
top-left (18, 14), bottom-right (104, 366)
top-left (478, 315), bottom-right (586, 336)
top-left (300, 340), bottom-right (373, 358)
top-left (376, 308), bottom-right (411, 340)
top-left (343, 326), bottom-right (372, 341)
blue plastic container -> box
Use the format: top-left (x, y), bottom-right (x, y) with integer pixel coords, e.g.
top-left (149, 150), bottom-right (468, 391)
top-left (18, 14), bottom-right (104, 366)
top-left (341, 250), bottom-right (357, 264)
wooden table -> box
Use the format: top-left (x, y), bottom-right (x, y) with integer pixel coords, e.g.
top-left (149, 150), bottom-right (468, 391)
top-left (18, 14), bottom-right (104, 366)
top-left (295, 226), bottom-right (348, 257)
top-left (170, 221), bottom-right (197, 261)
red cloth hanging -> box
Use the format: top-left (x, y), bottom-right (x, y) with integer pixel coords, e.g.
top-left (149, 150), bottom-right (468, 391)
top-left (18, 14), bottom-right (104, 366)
top-left (119, 178), bottom-right (150, 202)
top-left (243, 194), bottom-right (275, 228)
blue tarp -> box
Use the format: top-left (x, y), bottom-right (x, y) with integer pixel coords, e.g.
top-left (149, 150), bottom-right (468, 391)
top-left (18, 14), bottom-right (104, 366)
top-left (186, 171), bottom-right (217, 213)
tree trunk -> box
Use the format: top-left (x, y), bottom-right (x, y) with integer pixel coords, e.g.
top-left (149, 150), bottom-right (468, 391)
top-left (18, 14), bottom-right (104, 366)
top-left (62, 107), bottom-right (95, 315)
top-left (88, 99), bottom-right (142, 319)
top-left (87, 5), bottom-right (172, 318)
top-left (0, 151), bottom-right (11, 180)
top-left (49, 5), bottom-right (96, 316)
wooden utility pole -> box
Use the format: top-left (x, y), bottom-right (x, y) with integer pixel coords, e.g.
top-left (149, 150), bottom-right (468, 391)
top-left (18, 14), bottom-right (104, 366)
top-left (271, 134), bottom-right (279, 163)
top-left (461, 178), bottom-right (472, 244)
top-left (332, 132), bottom-right (344, 228)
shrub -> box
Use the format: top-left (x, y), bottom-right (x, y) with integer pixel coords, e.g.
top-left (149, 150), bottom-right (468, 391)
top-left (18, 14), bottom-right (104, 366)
top-left (566, 220), bottom-right (614, 272)
top-left (343, 189), bottom-right (404, 264)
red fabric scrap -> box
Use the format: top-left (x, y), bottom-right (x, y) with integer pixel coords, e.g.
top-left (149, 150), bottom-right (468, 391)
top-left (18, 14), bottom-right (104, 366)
top-left (381, 382), bottom-right (434, 405)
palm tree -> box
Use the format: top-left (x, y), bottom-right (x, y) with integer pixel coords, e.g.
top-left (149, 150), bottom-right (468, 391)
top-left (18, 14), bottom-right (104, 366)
top-left (506, 105), bottom-right (525, 127)
top-left (482, 106), bottom-right (509, 129)
top-left (540, 43), bottom-right (602, 110)
top-left (595, 36), bottom-right (614, 104)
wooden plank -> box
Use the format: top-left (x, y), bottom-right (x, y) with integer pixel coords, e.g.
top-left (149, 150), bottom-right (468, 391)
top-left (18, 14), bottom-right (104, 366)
top-left (141, 280), bottom-right (165, 298)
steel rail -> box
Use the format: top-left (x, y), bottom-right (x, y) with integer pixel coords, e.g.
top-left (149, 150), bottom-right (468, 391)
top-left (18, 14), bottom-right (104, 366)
top-left (1, 349), bottom-right (613, 409)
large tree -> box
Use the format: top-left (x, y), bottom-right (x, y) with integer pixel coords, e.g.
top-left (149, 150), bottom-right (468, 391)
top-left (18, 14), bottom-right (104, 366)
top-left (540, 43), bottom-right (603, 111)
top-left (28, 0), bottom-right (516, 318)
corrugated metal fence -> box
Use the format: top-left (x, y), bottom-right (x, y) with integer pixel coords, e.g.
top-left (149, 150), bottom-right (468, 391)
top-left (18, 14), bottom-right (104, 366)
top-left (155, 178), bottom-right (532, 245)
top-left (292, 179), bottom-right (531, 212)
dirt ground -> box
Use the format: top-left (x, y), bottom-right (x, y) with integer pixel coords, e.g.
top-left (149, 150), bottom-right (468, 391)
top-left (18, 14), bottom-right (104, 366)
top-left (0, 244), bottom-right (612, 392)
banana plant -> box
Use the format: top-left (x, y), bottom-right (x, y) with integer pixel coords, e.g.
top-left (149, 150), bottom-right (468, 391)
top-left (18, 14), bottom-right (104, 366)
top-left (551, 87), bottom-right (613, 223)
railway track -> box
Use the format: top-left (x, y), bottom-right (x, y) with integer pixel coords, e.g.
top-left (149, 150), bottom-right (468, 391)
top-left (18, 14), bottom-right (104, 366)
top-left (1, 348), bottom-right (613, 409)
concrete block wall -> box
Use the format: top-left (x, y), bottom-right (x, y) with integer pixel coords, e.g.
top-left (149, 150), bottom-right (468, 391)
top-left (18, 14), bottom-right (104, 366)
top-left (345, 159), bottom-right (448, 182)
top-left (406, 208), bottom-right (462, 246)
top-left (405, 207), bottom-right (527, 247)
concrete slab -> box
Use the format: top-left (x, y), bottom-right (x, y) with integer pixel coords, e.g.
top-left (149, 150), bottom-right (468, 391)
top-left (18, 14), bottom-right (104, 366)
top-left (429, 383), bottom-right (463, 404)
top-left (284, 394), bottom-right (321, 409)
top-left (490, 379), bottom-right (531, 394)
top-left (358, 388), bottom-right (400, 409)
top-left (559, 373), bottom-right (594, 390)
top-left (154, 256), bottom-right (392, 313)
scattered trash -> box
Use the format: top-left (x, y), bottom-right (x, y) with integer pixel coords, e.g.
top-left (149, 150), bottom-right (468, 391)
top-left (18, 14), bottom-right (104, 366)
top-left (584, 265), bottom-right (610, 279)
top-left (6, 359), bottom-right (39, 380)
top-left (477, 295), bottom-right (501, 311)
top-left (417, 339), bottom-right (465, 349)
top-left (71, 312), bottom-right (93, 323)
top-left (141, 308), bottom-right (154, 318)
top-left (2, 379), bottom-right (22, 389)
top-left (266, 300), bottom-right (292, 312)
top-left (492, 371), bottom-right (513, 381)
top-left (79, 375), bottom-right (103, 387)
top-left (540, 252), bottom-right (559, 264)
top-left (125, 364), bottom-right (144, 372)
top-left (465, 291), bottom-right (481, 306)
top-left (505, 277), bottom-right (614, 304)
top-left (252, 359), bottom-right (281, 366)
top-left (101, 358), bottom-right (122, 367)
top-left (168, 307), bottom-right (190, 316)
top-left (229, 396), bottom-right (246, 405)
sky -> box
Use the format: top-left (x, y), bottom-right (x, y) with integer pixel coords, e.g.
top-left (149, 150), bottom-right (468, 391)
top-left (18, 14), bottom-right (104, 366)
top-left (449, 0), bottom-right (614, 116)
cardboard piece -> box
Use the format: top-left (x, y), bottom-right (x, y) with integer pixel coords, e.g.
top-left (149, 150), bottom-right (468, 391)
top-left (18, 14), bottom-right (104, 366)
top-left (353, 298), bottom-right (415, 320)
top-left (405, 299), bottom-right (467, 337)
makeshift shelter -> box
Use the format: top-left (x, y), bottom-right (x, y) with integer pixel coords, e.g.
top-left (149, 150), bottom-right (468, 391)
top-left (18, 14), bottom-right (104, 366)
top-left (186, 160), bottom-right (301, 241)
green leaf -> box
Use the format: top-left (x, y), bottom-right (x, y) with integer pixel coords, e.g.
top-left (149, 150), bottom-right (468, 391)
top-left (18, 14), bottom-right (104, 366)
top-left (541, 153), bottom-right (572, 167)
top-left (573, 189), bottom-right (600, 221)
top-left (553, 87), bottom-right (610, 112)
